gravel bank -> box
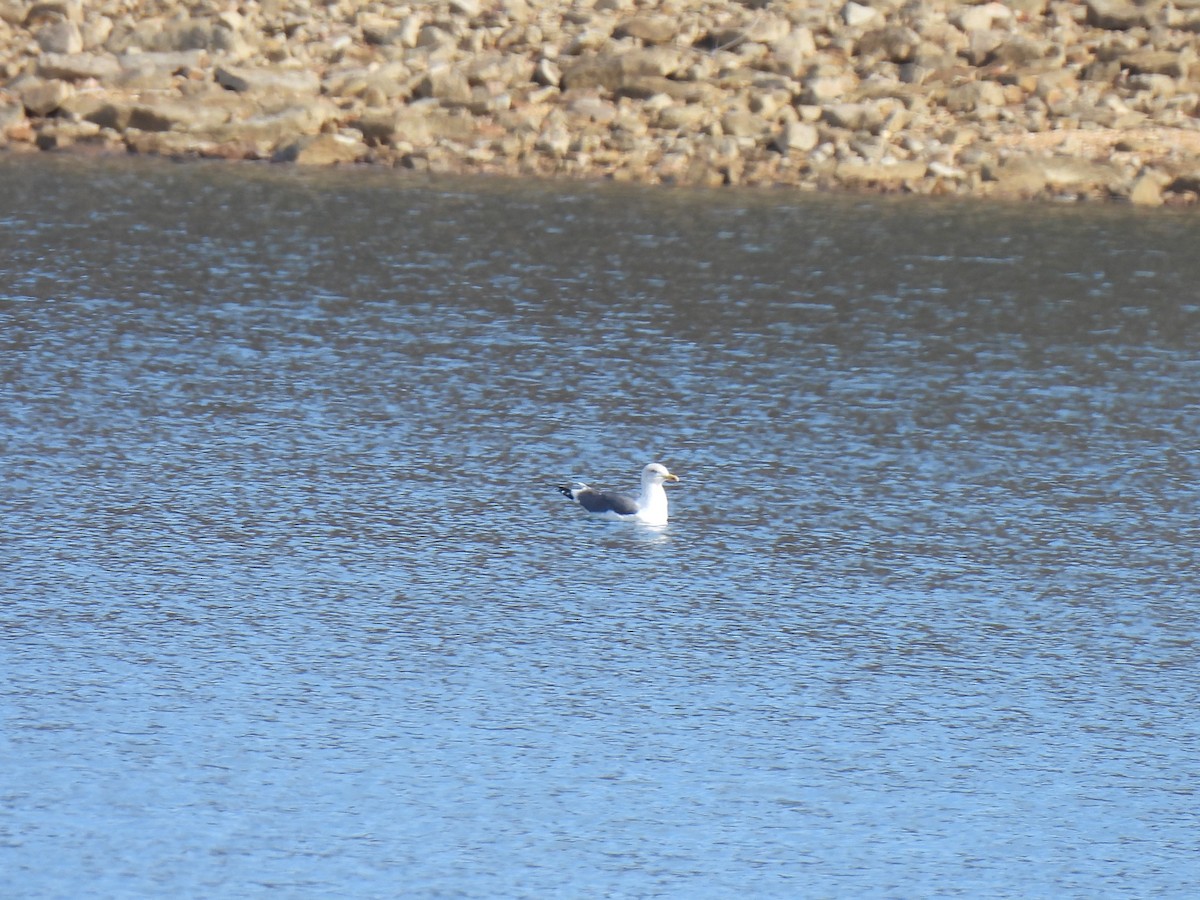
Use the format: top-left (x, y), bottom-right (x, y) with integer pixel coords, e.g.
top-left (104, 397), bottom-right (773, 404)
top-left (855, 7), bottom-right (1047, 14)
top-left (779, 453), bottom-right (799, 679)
top-left (3, 0), bottom-right (1200, 204)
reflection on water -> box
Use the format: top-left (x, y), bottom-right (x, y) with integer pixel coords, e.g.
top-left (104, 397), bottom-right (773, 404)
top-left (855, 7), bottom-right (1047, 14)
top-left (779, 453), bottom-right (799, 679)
top-left (3, 156), bottom-right (1200, 897)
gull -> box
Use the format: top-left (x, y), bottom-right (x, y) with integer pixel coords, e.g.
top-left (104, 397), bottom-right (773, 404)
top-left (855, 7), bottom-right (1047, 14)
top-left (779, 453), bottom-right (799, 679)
top-left (557, 463), bottom-right (680, 525)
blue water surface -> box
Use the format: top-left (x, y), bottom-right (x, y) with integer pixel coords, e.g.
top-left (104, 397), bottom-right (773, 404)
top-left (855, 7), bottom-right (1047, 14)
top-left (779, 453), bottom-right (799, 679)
top-left (3, 157), bottom-right (1200, 898)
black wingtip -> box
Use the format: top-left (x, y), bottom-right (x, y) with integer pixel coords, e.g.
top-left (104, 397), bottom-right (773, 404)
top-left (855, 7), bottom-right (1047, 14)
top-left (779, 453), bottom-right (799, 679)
top-left (555, 484), bottom-right (573, 499)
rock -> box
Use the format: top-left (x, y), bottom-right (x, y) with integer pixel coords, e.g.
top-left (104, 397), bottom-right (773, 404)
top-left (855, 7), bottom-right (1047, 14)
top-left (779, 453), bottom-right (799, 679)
top-left (0, 95), bottom-right (26, 133)
top-left (35, 19), bottom-right (82, 53)
top-left (656, 102), bottom-right (709, 130)
top-left (696, 26), bottom-right (744, 53)
top-left (962, 29), bottom-right (1005, 67)
top-left (561, 48), bottom-right (683, 91)
top-left (323, 62), bottom-right (412, 101)
top-left (744, 13), bottom-right (792, 45)
top-left (983, 156), bottom-right (1046, 194)
top-left (212, 100), bottom-right (339, 145)
top-left (423, 110), bottom-right (486, 144)
top-left (121, 50), bottom-right (209, 74)
top-left (499, 0), bottom-right (535, 23)
top-left (987, 154), bottom-right (1122, 194)
top-left (857, 26), bottom-right (922, 64)
top-left (927, 160), bottom-right (966, 180)
top-left (215, 66), bottom-right (320, 95)
top-left (124, 129), bottom-right (217, 157)
top-left (414, 65), bottom-right (473, 105)
top-left (352, 107), bottom-right (478, 146)
top-left (802, 72), bottom-right (859, 104)
top-left (748, 89), bottom-right (789, 117)
top-left (359, 13), bottom-right (404, 46)
top-left (534, 57), bottom-right (561, 87)
top-left (391, 15), bottom-right (422, 48)
top-left (775, 120), bottom-right (819, 153)
top-left (126, 97), bottom-right (232, 133)
top-left (769, 27), bottom-right (816, 78)
top-left (1130, 73), bottom-right (1177, 99)
top-left (536, 122), bottom-right (571, 156)
top-left (823, 101), bottom-right (886, 132)
top-left (986, 37), bottom-right (1051, 68)
top-left (115, 62), bottom-right (194, 91)
top-left (1086, 0), bottom-right (1153, 30)
top-left (835, 159), bottom-right (927, 187)
top-left (0, 0), bottom-right (1191, 203)
top-left (80, 14), bottom-right (112, 49)
top-left (165, 18), bottom-right (249, 56)
top-left (720, 108), bottom-right (769, 138)
top-left (952, 2), bottom-right (1013, 33)
top-left (355, 108), bottom-right (428, 145)
top-left (614, 74), bottom-right (718, 103)
top-left (1128, 171), bottom-right (1165, 205)
top-left (1035, 69), bottom-right (1079, 101)
top-left (36, 52), bottom-right (122, 82)
top-left (415, 24), bottom-right (457, 51)
top-left (53, 89), bottom-right (111, 122)
top-left (33, 117), bottom-right (102, 148)
top-left (566, 25), bottom-right (615, 55)
top-left (67, 97), bottom-right (128, 130)
top-left (1167, 168), bottom-right (1200, 194)
top-left (1120, 50), bottom-right (1191, 79)
top-left (613, 15), bottom-right (677, 45)
top-left (944, 80), bottom-right (1008, 112)
top-left (566, 95), bottom-right (618, 124)
top-left (24, 1), bottom-right (83, 26)
top-left (841, 2), bottom-right (880, 29)
top-left (272, 132), bottom-right (368, 165)
top-left (18, 78), bottom-right (73, 116)
top-left (464, 53), bottom-right (534, 87)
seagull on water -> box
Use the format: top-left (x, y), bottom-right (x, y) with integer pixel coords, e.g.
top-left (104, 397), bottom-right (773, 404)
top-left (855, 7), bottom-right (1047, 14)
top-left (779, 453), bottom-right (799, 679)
top-left (556, 463), bottom-right (680, 525)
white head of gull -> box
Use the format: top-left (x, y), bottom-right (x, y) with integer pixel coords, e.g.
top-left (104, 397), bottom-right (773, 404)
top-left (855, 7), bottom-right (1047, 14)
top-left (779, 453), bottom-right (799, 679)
top-left (556, 463), bottom-right (680, 525)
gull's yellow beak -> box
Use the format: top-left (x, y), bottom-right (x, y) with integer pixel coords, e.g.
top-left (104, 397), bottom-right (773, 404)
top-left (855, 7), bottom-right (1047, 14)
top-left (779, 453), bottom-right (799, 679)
top-left (665, 473), bottom-right (680, 483)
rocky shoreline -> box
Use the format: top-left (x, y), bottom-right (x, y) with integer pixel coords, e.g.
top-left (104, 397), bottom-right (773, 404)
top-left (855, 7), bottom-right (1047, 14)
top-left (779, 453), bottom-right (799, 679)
top-left (3, 0), bottom-right (1200, 205)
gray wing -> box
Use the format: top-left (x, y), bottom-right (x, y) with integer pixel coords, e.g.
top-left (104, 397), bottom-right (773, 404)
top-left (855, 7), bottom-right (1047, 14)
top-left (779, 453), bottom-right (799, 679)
top-left (576, 488), bottom-right (639, 515)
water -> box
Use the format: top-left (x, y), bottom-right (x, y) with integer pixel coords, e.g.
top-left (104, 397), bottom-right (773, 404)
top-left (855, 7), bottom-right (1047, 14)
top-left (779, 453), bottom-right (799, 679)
top-left (3, 156), bottom-right (1199, 897)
